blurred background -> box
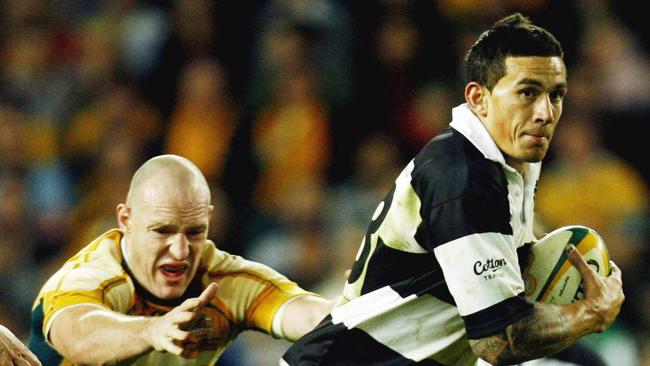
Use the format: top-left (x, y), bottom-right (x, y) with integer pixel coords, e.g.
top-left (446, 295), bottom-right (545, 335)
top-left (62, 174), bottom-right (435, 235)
top-left (0, 0), bottom-right (648, 365)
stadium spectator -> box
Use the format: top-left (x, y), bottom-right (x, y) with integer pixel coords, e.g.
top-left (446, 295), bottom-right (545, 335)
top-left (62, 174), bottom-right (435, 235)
top-left (248, 26), bottom-right (331, 219)
top-left (165, 57), bottom-right (238, 184)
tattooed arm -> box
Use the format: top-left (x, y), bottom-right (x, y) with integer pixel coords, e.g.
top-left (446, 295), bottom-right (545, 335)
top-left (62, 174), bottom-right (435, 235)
top-left (469, 302), bottom-right (590, 364)
top-left (469, 245), bottom-right (624, 365)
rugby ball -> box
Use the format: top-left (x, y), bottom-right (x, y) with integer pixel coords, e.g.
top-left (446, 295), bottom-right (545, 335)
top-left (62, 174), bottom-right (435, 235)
top-left (521, 225), bottom-right (610, 304)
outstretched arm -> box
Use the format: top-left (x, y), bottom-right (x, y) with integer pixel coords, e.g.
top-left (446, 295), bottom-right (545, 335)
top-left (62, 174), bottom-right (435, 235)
top-left (469, 245), bottom-right (624, 365)
top-left (280, 295), bottom-right (335, 341)
top-left (49, 283), bottom-right (217, 365)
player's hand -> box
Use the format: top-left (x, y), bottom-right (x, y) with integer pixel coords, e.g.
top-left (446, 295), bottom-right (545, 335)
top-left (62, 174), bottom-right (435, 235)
top-left (566, 245), bottom-right (624, 332)
top-left (0, 325), bottom-right (41, 366)
top-left (142, 283), bottom-right (217, 356)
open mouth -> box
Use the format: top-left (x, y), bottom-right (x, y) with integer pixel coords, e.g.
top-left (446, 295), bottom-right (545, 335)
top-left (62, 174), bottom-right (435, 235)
top-left (159, 263), bottom-right (189, 280)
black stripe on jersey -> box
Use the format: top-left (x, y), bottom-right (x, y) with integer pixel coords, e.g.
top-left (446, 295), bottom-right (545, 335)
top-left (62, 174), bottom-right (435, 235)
top-left (348, 185), bottom-right (396, 285)
top-left (360, 239), bottom-right (454, 304)
top-left (29, 300), bottom-right (63, 366)
top-left (461, 292), bottom-right (533, 339)
top-left (410, 128), bottom-right (511, 252)
top-left (282, 315), bottom-right (444, 366)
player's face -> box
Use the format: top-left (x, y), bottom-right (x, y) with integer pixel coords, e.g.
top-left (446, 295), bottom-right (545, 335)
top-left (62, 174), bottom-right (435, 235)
top-left (483, 56), bottom-right (567, 172)
top-left (123, 187), bottom-right (212, 300)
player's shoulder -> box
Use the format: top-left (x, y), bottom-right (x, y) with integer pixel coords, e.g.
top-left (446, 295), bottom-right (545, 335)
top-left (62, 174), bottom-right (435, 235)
top-left (199, 243), bottom-right (310, 319)
top-left (201, 242), bottom-right (294, 285)
top-left (409, 128), bottom-right (504, 203)
top-left (64, 229), bottom-right (124, 271)
top-left (39, 229), bottom-right (126, 294)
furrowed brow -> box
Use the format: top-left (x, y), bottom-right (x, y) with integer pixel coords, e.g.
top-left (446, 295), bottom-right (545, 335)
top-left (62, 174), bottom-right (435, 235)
top-left (186, 224), bottom-right (207, 232)
top-left (518, 78), bottom-right (567, 89)
top-left (517, 78), bottom-right (544, 87)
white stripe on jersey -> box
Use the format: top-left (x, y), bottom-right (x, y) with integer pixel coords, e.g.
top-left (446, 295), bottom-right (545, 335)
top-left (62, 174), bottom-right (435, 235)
top-left (377, 160), bottom-right (427, 254)
top-left (332, 286), bottom-right (416, 328)
top-left (434, 232), bottom-right (525, 316)
top-left (332, 286), bottom-right (477, 364)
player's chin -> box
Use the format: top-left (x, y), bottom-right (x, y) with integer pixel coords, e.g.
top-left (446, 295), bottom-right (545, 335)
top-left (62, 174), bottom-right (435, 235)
top-left (156, 281), bottom-right (190, 300)
top-left (521, 148), bottom-right (548, 163)
top-left (159, 287), bottom-right (187, 300)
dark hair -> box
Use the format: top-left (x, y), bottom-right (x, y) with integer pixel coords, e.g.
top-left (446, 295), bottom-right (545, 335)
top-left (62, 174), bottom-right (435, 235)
top-left (464, 13), bottom-right (564, 90)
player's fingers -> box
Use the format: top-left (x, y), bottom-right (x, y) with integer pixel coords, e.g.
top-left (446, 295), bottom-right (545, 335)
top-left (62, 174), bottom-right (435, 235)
top-left (19, 351), bottom-right (41, 366)
top-left (161, 339), bottom-right (184, 356)
top-left (12, 352), bottom-right (40, 366)
top-left (565, 244), bottom-right (596, 279)
top-left (196, 283), bottom-right (218, 308)
top-left (176, 283), bottom-right (217, 312)
top-left (12, 356), bottom-right (32, 366)
top-left (18, 348), bottom-right (41, 366)
top-left (608, 260), bottom-right (622, 278)
top-left (168, 327), bottom-right (190, 342)
top-left (26, 355), bottom-right (42, 366)
top-left (172, 310), bottom-right (196, 325)
top-left (176, 297), bottom-right (203, 312)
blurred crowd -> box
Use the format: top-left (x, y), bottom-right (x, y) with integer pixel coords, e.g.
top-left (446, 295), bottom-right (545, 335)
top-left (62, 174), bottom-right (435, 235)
top-left (0, 0), bottom-right (649, 365)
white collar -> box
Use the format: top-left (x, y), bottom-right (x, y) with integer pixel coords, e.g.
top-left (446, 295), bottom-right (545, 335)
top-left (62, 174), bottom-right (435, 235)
top-left (120, 235), bottom-right (130, 265)
top-left (449, 103), bottom-right (541, 180)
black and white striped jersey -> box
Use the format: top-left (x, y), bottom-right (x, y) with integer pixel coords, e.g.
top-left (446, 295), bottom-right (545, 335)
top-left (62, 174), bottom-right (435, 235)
top-left (281, 104), bottom-right (541, 366)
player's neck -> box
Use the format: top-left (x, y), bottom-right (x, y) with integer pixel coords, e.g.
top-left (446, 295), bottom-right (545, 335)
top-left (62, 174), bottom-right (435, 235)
top-left (505, 156), bottom-right (526, 175)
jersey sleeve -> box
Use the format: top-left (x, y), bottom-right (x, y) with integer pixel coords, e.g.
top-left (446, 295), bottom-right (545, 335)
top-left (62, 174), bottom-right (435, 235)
top-left (206, 251), bottom-right (315, 338)
top-left (430, 192), bottom-right (533, 339)
top-left (41, 269), bottom-right (130, 339)
top-left (407, 146), bottom-right (534, 339)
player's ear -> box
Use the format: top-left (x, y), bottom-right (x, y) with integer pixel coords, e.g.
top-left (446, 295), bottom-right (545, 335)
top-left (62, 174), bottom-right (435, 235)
top-left (116, 203), bottom-right (131, 232)
top-left (465, 82), bottom-right (489, 118)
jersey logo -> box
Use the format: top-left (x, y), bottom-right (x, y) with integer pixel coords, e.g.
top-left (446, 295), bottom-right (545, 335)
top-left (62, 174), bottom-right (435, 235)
top-left (473, 258), bottom-right (507, 277)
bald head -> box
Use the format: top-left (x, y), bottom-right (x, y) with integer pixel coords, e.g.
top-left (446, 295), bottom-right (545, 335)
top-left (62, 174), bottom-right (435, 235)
top-left (126, 154), bottom-right (211, 207)
top-left (117, 155), bottom-right (213, 300)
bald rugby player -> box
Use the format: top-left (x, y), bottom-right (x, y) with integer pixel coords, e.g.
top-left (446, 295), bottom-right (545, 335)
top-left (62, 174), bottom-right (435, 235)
top-left (28, 154), bottom-right (333, 365)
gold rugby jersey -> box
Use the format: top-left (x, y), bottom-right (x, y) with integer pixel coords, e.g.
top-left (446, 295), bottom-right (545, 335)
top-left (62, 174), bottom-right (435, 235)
top-left (29, 229), bottom-right (311, 365)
